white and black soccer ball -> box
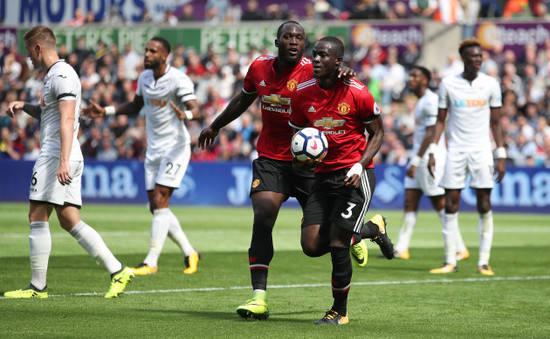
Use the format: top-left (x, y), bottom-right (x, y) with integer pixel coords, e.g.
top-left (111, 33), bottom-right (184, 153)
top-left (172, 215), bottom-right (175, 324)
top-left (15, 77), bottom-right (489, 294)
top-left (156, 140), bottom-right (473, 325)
top-left (291, 127), bottom-right (328, 162)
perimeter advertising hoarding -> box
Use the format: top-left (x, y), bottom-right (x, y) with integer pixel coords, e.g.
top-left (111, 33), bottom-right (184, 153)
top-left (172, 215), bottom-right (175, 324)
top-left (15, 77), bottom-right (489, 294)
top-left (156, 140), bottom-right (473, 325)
top-left (1, 160), bottom-right (548, 213)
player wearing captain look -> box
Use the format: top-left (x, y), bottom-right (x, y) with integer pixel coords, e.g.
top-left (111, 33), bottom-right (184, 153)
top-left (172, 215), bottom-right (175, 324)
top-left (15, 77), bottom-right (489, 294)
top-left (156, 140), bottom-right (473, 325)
top-left (4, 26), bottom-right (133, 299)
top-left (428, 38), bottom-right (506, 276)
top-left (289, 36), bottom-right (385, 325)
top-left (394, 65), bottom-right (469, 261)
top-left (82, 37), bottom-right (201, 276)
top-left (199, 21), bottom-right (392, 321)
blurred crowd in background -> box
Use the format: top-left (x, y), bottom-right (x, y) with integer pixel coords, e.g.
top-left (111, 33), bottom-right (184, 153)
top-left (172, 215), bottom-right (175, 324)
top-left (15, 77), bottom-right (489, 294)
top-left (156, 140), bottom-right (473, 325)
top-left (1, 0), bottom-right (550, 168)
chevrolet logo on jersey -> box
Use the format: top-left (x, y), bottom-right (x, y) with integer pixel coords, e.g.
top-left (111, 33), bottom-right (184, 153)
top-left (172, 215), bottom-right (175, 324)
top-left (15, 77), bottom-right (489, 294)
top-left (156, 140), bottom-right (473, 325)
top-left (261, 94), bottom-right (290, 107)
top-left (314, 117), bottom-right (345, 129)
top-left (145, 97), bottom-right (167, 107)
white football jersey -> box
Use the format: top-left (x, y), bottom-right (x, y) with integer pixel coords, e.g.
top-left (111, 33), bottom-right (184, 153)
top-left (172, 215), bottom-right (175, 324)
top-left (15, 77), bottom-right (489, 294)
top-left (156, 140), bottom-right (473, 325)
top-left (39, 60), bottom-right (83, 161)
top-left (136, 66), bottom-right (196, 155)
top-left (438, 72), bottom-right (501, 152)
top-left (413, 89), bottom-right (445, 157)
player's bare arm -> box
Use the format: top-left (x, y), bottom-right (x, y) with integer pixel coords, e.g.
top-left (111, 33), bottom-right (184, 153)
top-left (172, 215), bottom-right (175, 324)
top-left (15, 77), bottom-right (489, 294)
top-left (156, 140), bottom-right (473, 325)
top-left (428, 108), bottom-right (447, 178)
top-left (81, 95), bottom-right (145, 118)
top-left (58, 100), bottom-right (76, 186)
top-left (6, 101), bottom-right (41, 119)
top-left (345, 115), bottom-right (384, 188)
top-left (170, 99), bottom-right (200, 120)
top-left (490, 106), bottom-right (506, 183)
top-left (198, 91), bottom-right (257, 149)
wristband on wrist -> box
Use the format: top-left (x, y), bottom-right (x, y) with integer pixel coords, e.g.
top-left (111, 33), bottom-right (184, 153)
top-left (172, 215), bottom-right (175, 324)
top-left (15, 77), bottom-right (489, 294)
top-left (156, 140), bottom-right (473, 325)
top-left (105, 106), bottom-right (116, 116)
top-left (410, 155), bottom-right (421, 167)
top-left (495, 147), bottom-right (506, 159)
top-left (346, 163), bottom-right (364, 178)
top-left (184, 110), bottom-right (193, 120)
top-left (427, 143), bottom-right (437, 154)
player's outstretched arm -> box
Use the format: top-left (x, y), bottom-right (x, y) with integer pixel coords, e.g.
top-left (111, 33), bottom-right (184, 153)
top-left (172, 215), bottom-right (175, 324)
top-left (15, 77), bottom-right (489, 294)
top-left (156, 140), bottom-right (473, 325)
top-left (337, 65), bottom-right (356, 79)
top-left (198, 91), bottom-right (257, 149)
top-left (6, 101), bottom-right (41, 119)
top-left (81, 96), bottom-right (144, 118)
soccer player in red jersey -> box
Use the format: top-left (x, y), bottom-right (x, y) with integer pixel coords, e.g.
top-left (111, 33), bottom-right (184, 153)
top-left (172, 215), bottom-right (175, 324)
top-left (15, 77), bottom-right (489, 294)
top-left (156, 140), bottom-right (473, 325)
top-left (199, 21), bottom-right (391, 320)
top-left (289, 36), bottom-right (385, 325)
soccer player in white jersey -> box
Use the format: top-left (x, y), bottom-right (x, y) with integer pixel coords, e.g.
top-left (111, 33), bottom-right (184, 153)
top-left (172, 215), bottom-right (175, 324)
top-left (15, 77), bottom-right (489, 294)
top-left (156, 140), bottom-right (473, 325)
top-left (82, 37), bottom-right (201, 275)
top-left (394, 66), bottom-right (469, 261)
top-left (428, 38), bottom-right (506, 275)
top-left (3, 26), bottom-right (133, 299)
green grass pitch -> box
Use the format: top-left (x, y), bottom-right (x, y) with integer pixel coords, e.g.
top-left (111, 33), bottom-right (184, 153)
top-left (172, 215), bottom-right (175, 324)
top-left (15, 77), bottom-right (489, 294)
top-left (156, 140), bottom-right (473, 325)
top-left (1, 203), bottom-right (549, 338)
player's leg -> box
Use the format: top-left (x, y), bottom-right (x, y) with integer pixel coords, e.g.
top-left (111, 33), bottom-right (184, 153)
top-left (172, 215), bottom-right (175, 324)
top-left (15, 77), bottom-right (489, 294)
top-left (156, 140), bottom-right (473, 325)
top-left (4, 202), bottom-right (54, 298)
top-left (237, 190), bottom-right (286, 320)
top-left (429, 193), bottom-right (469, 261)
top-left (166, 205), bottom-right (200, 274)
top-left (394, 189), bottom-right (422, 259)
top-left (430, 189), bottom-right (460, 273)
top-left (476, 188), bottom-right (494, 275)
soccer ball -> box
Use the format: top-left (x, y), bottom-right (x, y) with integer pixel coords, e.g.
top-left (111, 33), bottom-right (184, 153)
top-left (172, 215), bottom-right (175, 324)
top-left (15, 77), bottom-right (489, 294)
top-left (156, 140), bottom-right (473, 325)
top-left (291, 127), bottom-right (329, 162)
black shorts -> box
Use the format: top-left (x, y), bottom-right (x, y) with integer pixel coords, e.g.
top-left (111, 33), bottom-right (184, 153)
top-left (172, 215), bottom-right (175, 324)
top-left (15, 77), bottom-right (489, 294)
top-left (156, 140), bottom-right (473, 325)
top-left (302, 167), bottom-right (376, 233)
top-left (250, 157), bottom-right (315, 208)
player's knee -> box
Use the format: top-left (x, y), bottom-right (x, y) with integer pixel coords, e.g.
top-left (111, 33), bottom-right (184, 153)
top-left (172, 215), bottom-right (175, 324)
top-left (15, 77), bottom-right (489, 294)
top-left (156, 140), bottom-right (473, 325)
top-left (477, 200), bottom-right (492, 214)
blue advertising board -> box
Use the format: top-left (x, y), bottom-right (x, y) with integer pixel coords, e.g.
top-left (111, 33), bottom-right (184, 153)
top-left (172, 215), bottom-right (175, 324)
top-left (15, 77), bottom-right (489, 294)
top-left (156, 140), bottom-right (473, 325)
top-left (0, 159), bottom-right (549, 213)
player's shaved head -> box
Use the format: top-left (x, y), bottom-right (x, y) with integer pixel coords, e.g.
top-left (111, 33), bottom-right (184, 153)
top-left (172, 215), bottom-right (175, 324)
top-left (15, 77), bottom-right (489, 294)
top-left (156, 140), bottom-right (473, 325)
top-left (277, 21), bottom-right (304, 39)
top-left (318, 36), bottom-right (344, 59)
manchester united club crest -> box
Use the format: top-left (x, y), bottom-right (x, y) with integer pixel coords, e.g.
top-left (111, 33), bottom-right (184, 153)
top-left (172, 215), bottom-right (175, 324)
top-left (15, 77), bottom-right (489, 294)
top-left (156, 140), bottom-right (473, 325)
top-left (287, 79), bottom-right (298, 91)
top-left (252, 179), bottom-right (260, 188)
top-left (337, 101), bottom-right (351, 115)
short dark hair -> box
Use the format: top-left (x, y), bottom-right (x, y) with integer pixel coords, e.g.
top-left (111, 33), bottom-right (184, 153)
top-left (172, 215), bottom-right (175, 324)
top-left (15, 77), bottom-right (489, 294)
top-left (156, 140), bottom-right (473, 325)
top-left (318, 36), bottom-right (344, 58)
top-left (276, 20), bottom-right (304, 39)
top-left (411, 65), bottom-right (431, 82)
top-left (150, 36), bottom-right (171, 55)
top-left (459, 38), bottom-right (481, 57)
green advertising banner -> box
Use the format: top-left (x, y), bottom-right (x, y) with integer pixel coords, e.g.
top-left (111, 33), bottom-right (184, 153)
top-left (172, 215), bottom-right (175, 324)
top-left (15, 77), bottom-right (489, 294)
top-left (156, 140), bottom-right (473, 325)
top-left (19, 24), bottom-right (349, 55)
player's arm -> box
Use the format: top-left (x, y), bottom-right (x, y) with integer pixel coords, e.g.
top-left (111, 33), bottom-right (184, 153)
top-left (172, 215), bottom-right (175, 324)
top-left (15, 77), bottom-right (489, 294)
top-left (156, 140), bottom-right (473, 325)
top-left (171, 99), bottom-right (200, 120)
top-left (407, 124), bottom-right (435, 178)
top-left (6, 101), bottom-right (42, 119)
top-left (345, 115), bottom-right (384, 188)
top-left (491, 106), bottom-right (506, 183)
top-left (428, 108), bottom-right (447, 178)
top-left (81, 95), bottom-right (145, 118)
top-left (198, 91), bottom-right (257, 149)
top-left (57, 100), bottom-right (76, 186)
top-left (337, 65), bottom-right (356, 79)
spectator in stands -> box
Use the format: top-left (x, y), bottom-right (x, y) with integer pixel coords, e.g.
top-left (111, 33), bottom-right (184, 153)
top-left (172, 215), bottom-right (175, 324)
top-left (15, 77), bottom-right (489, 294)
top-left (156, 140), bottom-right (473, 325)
top-left (205, 0), bottom-right (230, 23)
top-left (66, 8), bottom-right (86, 27)
top-left (480, 0), bottom-right (502, 17)
top-left (84, 10), bottom-right (97, 24)
top-left (179, 3), bottom-right (197, 22)
top-left (104, 5), bottom-right (125, 25)
top-left (241, 0), bottom-right (265, 21)
top-left (162, 9), bottom-right (178, 26)
top-left (409, 0), bottom-right (437, 19)
top-left (503, 0), bottom-right (532, 18)
top-left (348, 0), bottom-right (388, 19)
top-left (140, 7), bottom-right (153, 23)
top-left (0, 126), bottom-right (21, 160)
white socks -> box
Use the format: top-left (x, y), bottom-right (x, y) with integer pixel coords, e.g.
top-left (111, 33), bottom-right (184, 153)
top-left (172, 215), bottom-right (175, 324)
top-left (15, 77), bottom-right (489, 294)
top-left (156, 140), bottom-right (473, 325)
top-left (69, 220), bottom-right (122, 274)
top-left (143, 208), bottom-right (171, 267)
top-left (478, 211), bottom-right (494, 266)
top-left (443, 212), bottom-right (459, 267)
top-left (167, 209), bottom-right (195, 256)
top-left (395, 211), bottom-right (417, 253)
top-left (29, 221), bottom-right (51, 291)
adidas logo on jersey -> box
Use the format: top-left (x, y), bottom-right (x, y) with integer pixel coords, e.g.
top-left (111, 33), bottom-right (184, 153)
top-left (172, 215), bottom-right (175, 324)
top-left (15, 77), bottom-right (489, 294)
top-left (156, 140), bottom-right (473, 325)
top-left (308, 106), bottom-right (316, 112)
top-left (259, 80), bottom-right (266, 87)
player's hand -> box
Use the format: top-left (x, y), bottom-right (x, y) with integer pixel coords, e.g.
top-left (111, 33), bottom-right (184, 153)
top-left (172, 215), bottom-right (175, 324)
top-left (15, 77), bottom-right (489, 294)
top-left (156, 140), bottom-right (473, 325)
top-left (344, 163), bottom-right (363, 188)
top-left (6, 101), bottom-right (24, 118)
top-left (427, 154), bottom-right (436, 178)
top-left (198, 127), bottom-right (219, 149)
top-left (406, 165), bottom-right (417, 178)
top-left (494, 158), bottom-right (506, 183)
top-left (292, 157), bottom-right (318, 171)
top-left (57, 159), bottom-right (72, 186)
top-left (170, 101), bottom-right (188, 120)
top-left (337, 65), bottom-right (356, 80)
top-left (81, 99), bottom-right (106, 118)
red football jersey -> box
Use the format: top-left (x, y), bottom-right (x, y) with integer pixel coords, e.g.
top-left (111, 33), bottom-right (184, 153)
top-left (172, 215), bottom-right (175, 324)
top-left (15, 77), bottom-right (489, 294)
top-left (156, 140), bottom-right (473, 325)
top-left (243, 55), bottom-right (313, 161)
top-left (289, 78), bottom-right (381, 172)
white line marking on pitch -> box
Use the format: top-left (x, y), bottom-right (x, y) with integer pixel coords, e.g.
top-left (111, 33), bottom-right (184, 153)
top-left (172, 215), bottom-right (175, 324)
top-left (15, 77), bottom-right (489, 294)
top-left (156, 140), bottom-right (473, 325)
top-left (2, 275), bottom-right (548, 298)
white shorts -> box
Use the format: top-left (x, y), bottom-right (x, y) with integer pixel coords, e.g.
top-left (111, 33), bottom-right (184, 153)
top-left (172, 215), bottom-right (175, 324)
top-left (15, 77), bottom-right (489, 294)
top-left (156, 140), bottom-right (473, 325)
top-left (404, 155), bottom-right (445, 197)
top-left (440, 149), bottom-right (494, 189)
top-left (29, 156), bottom-right (83, 207)
top-left (144, 145), bottom-right (190, 191)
